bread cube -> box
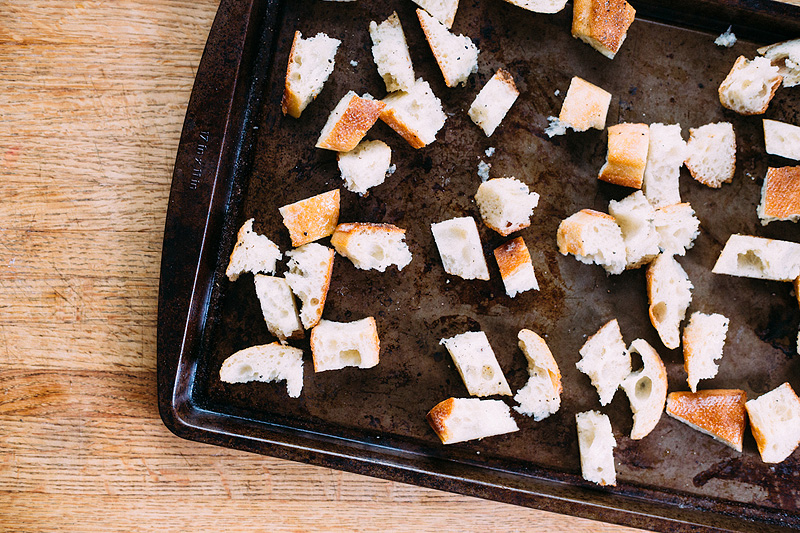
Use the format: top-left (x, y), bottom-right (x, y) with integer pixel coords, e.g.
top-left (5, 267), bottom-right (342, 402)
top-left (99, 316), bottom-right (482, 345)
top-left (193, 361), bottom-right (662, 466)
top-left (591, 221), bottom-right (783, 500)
top-left (440, 331), bottom-right (512, 397)
top-left (712, 234), bottom-right (800, 282)
top-left (684, 122), bottom-right (736, 188)
top-left (337, 140), bottom-right (392, 196)
top-left (598, 123), bottom-right (649, 189)
top-left (468, 69), bottom-right (519, 137)
top-left (330, 222), bottom-right (412, 272)
top-left (412, 0), bottom-right (459, 28)
top-left (757, 166), bottom-right (800, 225)
top-left (431, 217), bottom-right (490, 280)
top-left (513, 329), bottom-right (561, 420)
top-left (758, 38), bottom-right (800, 88)
top-left (718, 56), bottom-right (782, 115)
top-left (219, 343), bottom-right (304, 398)
top-left (576, 410), bottom-right (617, 486)
top-left (666, 390), bottom-right (747, 452)
top-left (646, 254), bottom-right (693, 350)
top-left (427, 397), bottom-right (519, 444)
top-left (608, 191), bottom-right (660, 269)
top-left (369, 12), bottom-right (415, 93)
top-left (746, 382), bottom-right (800, 463)
top-left (282, 32), bottom-right (340, 118)
top-left (279, 189), bottom-right (340, 247)
top-left (494, 237), bottom-right (539, 298)
top-left (284, 243), bottom-right (335, 329)
top-left (417, 8), bottom-right (478, 87)
top-left (683, 312), bottom-right (729, 393)
top-left (548, 76), bottom-right (611, 136)
top-left (642, 123), bottom-right (686, 208)
top-left (763, 119), bottom-right (800, 161)
top-left (556, 209), bottom-right (626, 275)
top-left (381, 78), bottom-right (447, 149)
top-left (653, 202), bottom-right (700, 256)
top-left (576, 319), bottom-right (631, 406)
top-left (310, 317), bottom-right (380, 372)
top-left (253, 275), bottom-right (303, 342)
top-left (225, 218), bottom-right (281, 281)
top-left (572, 0), bottom-right (635, 59)
top-left (316, 92), bottom-right (386, 152)
top-left (475, 177), bottom-right (539, 236)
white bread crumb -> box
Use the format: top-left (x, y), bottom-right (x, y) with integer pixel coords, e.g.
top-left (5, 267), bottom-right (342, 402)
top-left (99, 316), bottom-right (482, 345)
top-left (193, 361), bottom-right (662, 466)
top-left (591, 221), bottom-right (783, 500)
top-left (714, 26), bottom-right (736, 48)
top-left (608, 191), bottom-right (660, 269)
top-left (440, 331), bottom-right (512, 397)
top-left (719, 56), bottom-right (782, 115)
top-left (653, 203), bottom-right (700, 257)
top-left (254, 275), bottom-right (303, 342)
top-left (380, 78), bottom-right (446, 149)
top-left (684, 122), bottom-right (736, 188)
top-left (285, 243), bottom-right (335, 329)
top-left (330, 222), bottom-right (412, 272)
top-left (642, 123), bottom-right (686, 208)
top-left (468, 69), bottom-right (519, 137)
top-left (219, 343), bottom-right (304, 398)
top-left (758, 39), bottom-right (800, 88)
top-left (712, 234), bottom-right (800, 282)
top-left (621, 339), bottom-right (668, 439)
top-left (557, 209), bottom-right (626, 275)
top-left (763, 119), bottom-right (800, 161)
top-left (282, 32), bottom-right (340, 118)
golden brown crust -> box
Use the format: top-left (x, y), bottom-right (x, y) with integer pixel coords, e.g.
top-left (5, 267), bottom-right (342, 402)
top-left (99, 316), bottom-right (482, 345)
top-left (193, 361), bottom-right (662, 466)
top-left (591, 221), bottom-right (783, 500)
top-left (317, 96), bottom-right (386, 152)
top-left (719, 56), bottom-right (783, 115)
top-left (426, 397), bottom-right (455, 443)
top-left (598, 123), bottom-right (649, 189)
top-left (556, 209), bottom-right (616, 256)
top-left (746, 383), bottom-right (800, 461)
top-left (494, 237), bottom-right (531, 280)
top-left (379, 107), bottom-right (427, 149)
top-left (495, 69), bottom-right (519, 94)
top-left (666, 389), bottom-right (747, 451)
top-left (281, 31), bottom-right (303, 118)
top-left (572, 0), bottom-right (636, 58)
top-left (795, 277), bottom-right (800, 309)
top-left (311, 247), bottom-right (335, 330)
top-left (762, 166), bottom-right (800, 220)
top-left (279, 190), bottom-right (340, 247)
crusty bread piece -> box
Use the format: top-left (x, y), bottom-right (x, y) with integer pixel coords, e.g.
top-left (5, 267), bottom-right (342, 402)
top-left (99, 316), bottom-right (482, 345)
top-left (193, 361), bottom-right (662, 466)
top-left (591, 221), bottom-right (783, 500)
top-left (666, 390), bottom-right (747, 452)
top-left (417, 9), bottom-right (478, 88)
top-left (758, 39), bottom-right (800, 88)
top-left (380, 78), bottom-right (447, 149)
top-left (431, 217), bottom-right (490, 280)
top-left (576, 410), bottom-right (617, 486)
top-left (494, 237), bottom-right (539, 297)
top-left (279, 189), bottom-right (340, 247)
top-left (475, 177), bottom-right (540, 236)
top-left (620, 339), bottom-right (667, 440)
top-left (576, 319), bottom-right (631, 406)
top-left (310, 317), bottom-right (379, 372)
top-left (682, 312), bottom-right (729, 393)
top-left (712, 234), bottom-right (800, 282)
top-left (219, 343), bottom-right (304, 398)
top-left (571, 0), bottom-right (635, 60)
top-left (763, 119), bottom-right (800, 161)
top-left (746, 382), bottom-right (800, 463)
top-left (330, 222), bottom-right (412, 272)
top-left (500, 0), bottom-right (567, 13)
top-left (646, 253), bottom-right (693, 350)
top-left (653, 203), bottom-right (700, 257)
top-left (282, 32), bottom-right (340, 119)
top-left (468, 69), bottom-right (519, 137)
top-left (608, 191), bottom-right (660, 269)
top-left (226, 218), bottom-right (282, 281)
top-left (547, 77), bottom-right (612, 136)
top-left (718, 56), bottom-right (782, 116)
top-left (253, 275), bottom-right (303, 342)
top-left (412, 0), bottom-right (459, 28)
top-left (427, 397), bottom-right (519, 444)
top-left (598, 123), bottom-right (650, 189)
top-left (337, 139), bottom-right (392, 196)
top-left (642, 123), bottom-right (686, 208)
top-left (513, 329), bottom-right (562, 420)
top-left (369, 13), bottom-right (415, 93)
top-left (684, 122), bottom-right (736, 188)
top-left (757, 166), bottom-right (800, 225)
top-left (284, 243), bottom-right (335, 329)
top-left (440, 331), bottom-right (512, 397)
top-left (556, 209), bottom-right (627, 275)
top-left (316, 91), bottom-right (386, 152)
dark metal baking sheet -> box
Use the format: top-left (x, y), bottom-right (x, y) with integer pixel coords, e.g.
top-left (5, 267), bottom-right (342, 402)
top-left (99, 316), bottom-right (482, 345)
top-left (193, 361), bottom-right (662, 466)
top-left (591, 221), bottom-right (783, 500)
top-left (158, 0), bottom-right (800, 530)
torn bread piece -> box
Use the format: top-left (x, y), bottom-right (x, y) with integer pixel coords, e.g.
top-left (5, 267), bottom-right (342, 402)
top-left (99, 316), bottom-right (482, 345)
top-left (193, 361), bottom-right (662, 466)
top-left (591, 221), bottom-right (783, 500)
top-left (620, 339), bottom-right (667, 439)
top-left (598, 123), bottom-right (650, 189)
top-left (643, 123), bottom-right (686, 208)
top-left (758, 39), bottom-right (800, 88)
top-left (226, 218), bottom-right (282, 282)
top-left (284, 243), bottom-right (335, 329)
top-left (279, 189), bottom-right (340, 247)
top-left (653, 203), bottom-right (700, 257)
top-left (316, 92), bottom-right (386, 152)
top-left (712, 234), bottom-right (800, 282)
top-left (380, 78), bottom-right (446, 149)
top-left (431, 217), bottom-right (490, 280)
top-left (718, 56), bottom-right (782, 115)
top-left (647, 254), bottom-right (693, 350)
top-left (608, 190), bottom-right (660, 269)
top-left (494, 237), bottom-right (539, 297)
top-left (500, 0), bottom-right (568, 13)
top-left (412, 0), bottom-right (459, 28)
top-left (666, 390), bottom-right (747, 452)
top-left (468, 69), bottom-right (519, 137)
top-left (684, 122), bottom-right (736, 188)
top-left (757, 166), bottom-right (800, 225)
top-left (763, 119), bottom-right (800, 161)
top-left (683, 312), bottom-right (729, 393)
top-left (427, 397), bottom-right (519, 444)
top-left (219, 343), bottom-right (304, 398)
top-left (557, 209), bottom-right (626, 275)
top-left (475, 177), bottom-right (540, 236)
top-left (254, 275), bottom-right (303, 342)
top-left (572, 0), bottom-right (636, 60)
top-left (282, 32), bottom-right (340, 118)
top-left (369, 12), bottom-right (415, 93)
top-left (576, 319), bottom-right (631, 406)
top-left (576, 410), bottom-right (617, 486)
top-left (337, 139), bottom-right (392, 196)
top-left (440, 331), bottom-right (512, 397)
top-left (513, 329), bottom-right (561, 420)
top-left (310, 317), bottom-right (379, 372)
top-left (417, 8), bottom-right (478, 88)
top-left (548, 77), bottom-right (611, 136)
top-left (330, 222), bottom-right (412, 272)
top-left (746, 382), bottom-right (800, 463)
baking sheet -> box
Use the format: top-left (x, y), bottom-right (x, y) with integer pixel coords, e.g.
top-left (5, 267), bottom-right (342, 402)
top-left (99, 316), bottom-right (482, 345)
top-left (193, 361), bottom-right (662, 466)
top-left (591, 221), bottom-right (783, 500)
top-left (159, 0), bottom-right (800, 530)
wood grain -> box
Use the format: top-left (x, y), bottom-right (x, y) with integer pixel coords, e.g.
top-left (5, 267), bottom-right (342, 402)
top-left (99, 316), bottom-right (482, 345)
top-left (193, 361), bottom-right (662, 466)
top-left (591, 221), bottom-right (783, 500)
top-left (0, 1), bottom-right (691, 531)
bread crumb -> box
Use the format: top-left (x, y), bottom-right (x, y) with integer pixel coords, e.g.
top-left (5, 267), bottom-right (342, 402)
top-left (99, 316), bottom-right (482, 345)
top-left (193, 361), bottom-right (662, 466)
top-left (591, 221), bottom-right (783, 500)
top-left (386, 163), bottom-right (397, 176)
top-left (715, 26), bottom-right (737, 48)
top-left (485, 147), bottom-right (495, 157)
top-left (478, 160), bottom-right (491, 181)
top-left (554, 89), bottom-right (560, 96)
top-left (350, 60), bottom-right (358, 66)
top-left (545, 116), bottom-right (569, 137)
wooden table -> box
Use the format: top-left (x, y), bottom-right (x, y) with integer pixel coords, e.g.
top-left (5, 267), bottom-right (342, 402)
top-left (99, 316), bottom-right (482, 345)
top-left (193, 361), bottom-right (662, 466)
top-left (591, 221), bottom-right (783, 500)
top-left (5, 1), bottom-right (760, 531)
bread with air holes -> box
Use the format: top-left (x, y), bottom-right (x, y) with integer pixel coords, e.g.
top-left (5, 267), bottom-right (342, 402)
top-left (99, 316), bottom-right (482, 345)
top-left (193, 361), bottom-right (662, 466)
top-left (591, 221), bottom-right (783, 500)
top-left (513, 329), bottom-right (561, 420)
top-left (758, 38), bottom-right (800, 88)
top-left (620, 339), bottom-right (667, 439)
top-left (219, 343), bottom-right (304, 398)
top-left (337, 140), bottom-right (392, 196)
top-left (475, 177), bottom-right (539, 236)
top-left (309, 317), bottom-right (379, 372)
top-left (431, 216), bottom-right (490, 280)
top-left (576, 410), bottom-right (617, 486)
top-left (718, 56), bottom-right (782, 115)
top-left (254, 275), bottom-right (303, 342)
top-left (226, 218), bottom-right (281, 281)
top-left (369, 12), bottom-right (415, 93)
top-left (746, 382), bottom-right (800, 463)
top-left (684, 122), bottom-right (736, 188)
top-left (642, 123), bottom-right (686, 208)
top-left (330, 222), bottom-right (412, 272)
top-left (380, 78), bottom-right (446, 149)
top-left (284, 243), bottom-right (335, 329)
top-left (494, 237), bottom-right (539, 298)
top-left (468, 69), bottom-right (519, 137)
top-left (712, 234), bottom-right (800, 282)
top-left (653, 202), bottom-right (700, 257)
top-left (427, 397), bottom-right (519, 444)
top-left (440, 331), bottom-right (512, 397)
top-left (646, 253), bottom-right (693, 350)
top-left (608, 190), bottom-right (659, 269)
top-left (683, 312), bottom-right (729, 393)
top-left (763, 119), bottom-right (800, 161)
top-left (576, 319), bottom-right (631, 406)
top-left (556, 209), bottom-right (626, 275)
top-left (282, 32), bottom-right (340, 118)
